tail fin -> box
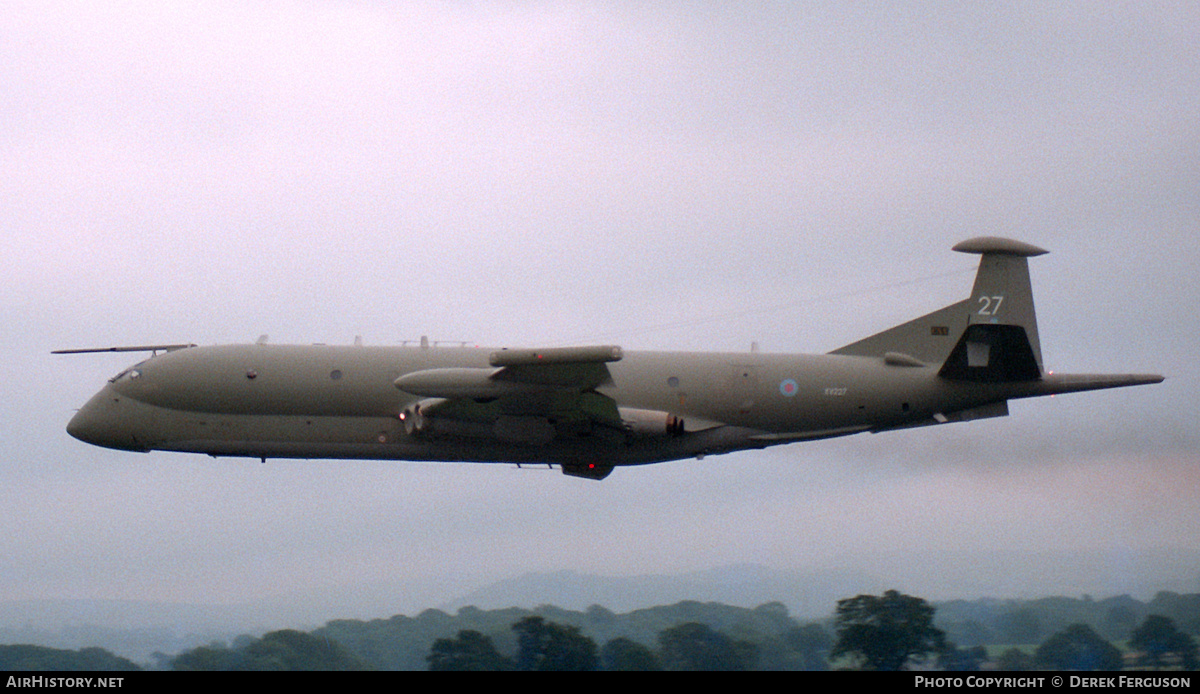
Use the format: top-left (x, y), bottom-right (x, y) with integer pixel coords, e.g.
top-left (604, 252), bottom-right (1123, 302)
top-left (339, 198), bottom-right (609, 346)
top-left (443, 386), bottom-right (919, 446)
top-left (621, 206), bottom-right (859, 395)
top-left (831, 237), bottom-right (1048, 380)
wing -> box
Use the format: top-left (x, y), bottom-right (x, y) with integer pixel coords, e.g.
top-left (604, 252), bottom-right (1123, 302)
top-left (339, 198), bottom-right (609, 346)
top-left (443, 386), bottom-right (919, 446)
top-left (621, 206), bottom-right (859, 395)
top-left (394, 345), bottom-right (627, 441)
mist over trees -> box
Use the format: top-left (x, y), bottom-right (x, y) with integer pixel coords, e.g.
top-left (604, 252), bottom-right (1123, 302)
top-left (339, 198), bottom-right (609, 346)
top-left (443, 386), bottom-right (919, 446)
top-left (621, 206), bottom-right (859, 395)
top-left (932, 592), bottom-right (1200, 647)
top-left (171, 630), bottom-right (368, 671)
top-left (0, 644), bottom-right (140, 671)
top-left (9, 589), bottom-right (1197, 670)
top-left (156, 591), bottom-right (1200, 671)
top-left (600, 637), bottom-right (661, 671)
top-left (658, 622), bottom-right (759, 671)
top-left (1033, 623), bottom-right (1124, 671)
top-left (414, 595), bottom-right (1200, 672)
top-left (428, 629), bottom-right (512, 671)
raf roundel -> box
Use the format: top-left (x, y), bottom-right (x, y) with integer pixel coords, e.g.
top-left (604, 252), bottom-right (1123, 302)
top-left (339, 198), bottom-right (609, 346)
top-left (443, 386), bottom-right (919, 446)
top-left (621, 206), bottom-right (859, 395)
top-left (779, 378), bottom-right (799, 397)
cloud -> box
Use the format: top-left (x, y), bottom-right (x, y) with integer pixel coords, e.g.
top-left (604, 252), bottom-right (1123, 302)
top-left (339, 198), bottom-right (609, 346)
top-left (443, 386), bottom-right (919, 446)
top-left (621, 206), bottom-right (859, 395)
top-left (1, 2), bottom-right (1195, 616)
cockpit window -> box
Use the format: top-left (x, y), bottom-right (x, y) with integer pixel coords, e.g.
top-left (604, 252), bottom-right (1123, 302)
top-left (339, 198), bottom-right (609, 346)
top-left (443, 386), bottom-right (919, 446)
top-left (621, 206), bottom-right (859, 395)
top-left (108, 361), bottom-right (148, 383)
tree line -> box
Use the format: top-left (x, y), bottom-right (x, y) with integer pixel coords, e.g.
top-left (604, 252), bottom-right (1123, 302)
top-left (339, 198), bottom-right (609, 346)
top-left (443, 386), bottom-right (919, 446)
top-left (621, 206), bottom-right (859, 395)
top-left (3, 590), bottom-right (1197, 670)
top-left (424, 590), bottom-right (1197, 671)
top-left (167, 590), bottom-right (1197, 671)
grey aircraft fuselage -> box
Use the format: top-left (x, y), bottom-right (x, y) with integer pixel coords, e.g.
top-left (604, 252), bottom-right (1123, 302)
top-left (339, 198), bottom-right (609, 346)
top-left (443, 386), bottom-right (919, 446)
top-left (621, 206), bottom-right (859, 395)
top-left (60, 237), bottom-right (1163, 479)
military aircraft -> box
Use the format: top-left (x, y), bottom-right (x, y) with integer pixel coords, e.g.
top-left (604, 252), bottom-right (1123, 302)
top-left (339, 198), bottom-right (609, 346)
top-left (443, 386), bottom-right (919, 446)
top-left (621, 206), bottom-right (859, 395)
top-left (57, 237), bottom-right (1161, 479)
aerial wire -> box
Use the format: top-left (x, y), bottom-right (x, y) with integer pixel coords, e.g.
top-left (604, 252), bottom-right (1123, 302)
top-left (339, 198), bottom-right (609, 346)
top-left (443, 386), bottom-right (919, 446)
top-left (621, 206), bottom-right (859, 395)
top-left (557, 265), bottom-right (976, 346)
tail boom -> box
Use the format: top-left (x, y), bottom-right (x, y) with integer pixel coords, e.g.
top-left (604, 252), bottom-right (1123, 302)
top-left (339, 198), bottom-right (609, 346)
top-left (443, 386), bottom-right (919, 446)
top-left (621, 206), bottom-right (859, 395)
top-left (998, 373), bottom-right (1165, 401)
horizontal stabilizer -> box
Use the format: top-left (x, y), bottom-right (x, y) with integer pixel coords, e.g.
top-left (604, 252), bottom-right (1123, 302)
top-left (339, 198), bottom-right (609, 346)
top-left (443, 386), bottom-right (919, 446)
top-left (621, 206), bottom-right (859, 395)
top-left (831, 299), bottom-right (970, 365)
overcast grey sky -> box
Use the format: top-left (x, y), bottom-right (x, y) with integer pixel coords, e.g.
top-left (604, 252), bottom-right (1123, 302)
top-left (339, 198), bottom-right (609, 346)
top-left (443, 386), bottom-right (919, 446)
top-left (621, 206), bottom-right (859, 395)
top-left (2, 2), bottom-right (1197, 620)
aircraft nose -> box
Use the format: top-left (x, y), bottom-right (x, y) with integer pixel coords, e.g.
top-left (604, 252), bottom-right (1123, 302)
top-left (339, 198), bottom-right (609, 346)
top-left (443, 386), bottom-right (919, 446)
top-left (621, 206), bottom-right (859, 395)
top-left (66, 388), bottom-right (146, 452)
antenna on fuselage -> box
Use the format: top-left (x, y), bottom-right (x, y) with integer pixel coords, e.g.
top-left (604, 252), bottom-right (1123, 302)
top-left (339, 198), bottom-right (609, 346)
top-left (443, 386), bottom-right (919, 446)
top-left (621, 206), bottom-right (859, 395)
top-left (51, 344), bottom-right (196, 356)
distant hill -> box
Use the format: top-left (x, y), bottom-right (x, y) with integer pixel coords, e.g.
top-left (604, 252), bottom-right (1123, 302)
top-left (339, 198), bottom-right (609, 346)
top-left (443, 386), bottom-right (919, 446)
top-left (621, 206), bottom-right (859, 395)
top-left (441, 564), bottom-right (883, 619)
top-left (2, 551), bottom-right (1196, 664)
